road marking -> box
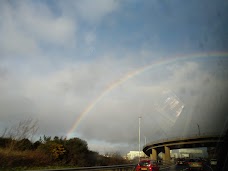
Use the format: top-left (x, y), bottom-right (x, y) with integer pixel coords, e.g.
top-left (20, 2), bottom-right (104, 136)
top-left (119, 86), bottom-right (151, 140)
top-left (180, 168), bottom-right (188, 171)
top-left (160, 165), bottom-right (188, 171)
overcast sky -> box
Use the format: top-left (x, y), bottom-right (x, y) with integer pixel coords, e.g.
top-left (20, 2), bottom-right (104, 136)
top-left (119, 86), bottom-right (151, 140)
top-left (0, 0), bottom-right (228, 155)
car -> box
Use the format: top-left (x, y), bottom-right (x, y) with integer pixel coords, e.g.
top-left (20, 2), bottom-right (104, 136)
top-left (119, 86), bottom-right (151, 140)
top-left (210, 159), bottom-right (217, 166)
top-left (135, 160), bottom-right (160, 171)
top-left (176, 158), bottom-right (186, 165)
top-left (186, 159), bottom-right (203, 170)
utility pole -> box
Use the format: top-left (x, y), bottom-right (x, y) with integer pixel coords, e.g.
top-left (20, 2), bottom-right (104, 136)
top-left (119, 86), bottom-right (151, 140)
top-left (139, 116), bottom-right (141, 161)
top-left (144, 136), bottom-right (147, 146)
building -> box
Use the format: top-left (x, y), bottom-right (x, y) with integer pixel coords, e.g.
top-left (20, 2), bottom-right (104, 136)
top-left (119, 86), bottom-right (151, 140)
top-left (127, 151), bottom-right (146, 160)
top-left (170, 148), bottom-right (204, 158)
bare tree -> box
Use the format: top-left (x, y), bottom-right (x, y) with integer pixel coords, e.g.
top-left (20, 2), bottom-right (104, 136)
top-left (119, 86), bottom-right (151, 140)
top-left (2, 119), bottom-right (39, 151)
top-left (1, 127), bottom-right (8, 138)
top-left (6, 119), bottom-right (39, 141)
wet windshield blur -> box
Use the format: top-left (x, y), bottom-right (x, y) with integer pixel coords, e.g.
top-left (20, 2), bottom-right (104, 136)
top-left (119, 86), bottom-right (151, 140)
top-left (0, 0), bottom-right (227, 170)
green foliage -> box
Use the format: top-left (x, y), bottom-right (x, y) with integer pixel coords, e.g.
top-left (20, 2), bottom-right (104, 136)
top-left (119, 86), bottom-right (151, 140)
top-left (65, 137), bottom-right (88, 153)
top-left (15, 138), bottom-right (33, 151)
top-left (32, 140), bottom-right (41, 150)
top-left (51, 143), bottom-right (66, 160)
top-left (0, 137), bottom-right (12, 148)
top-left (38, 141), bottom-right (66, 161)
top-left (64, 138), bottom-right (89, 166)
top-left (40, 135), bottom-right (52, 143)
top-left (0, 135), bottom-right (129, 168)
top-left (87, 151), bottom-right (99, 166)
top-left (0, 120), bottom-right (129, 168)
top-left (0, 148), bottom-right (50, 168)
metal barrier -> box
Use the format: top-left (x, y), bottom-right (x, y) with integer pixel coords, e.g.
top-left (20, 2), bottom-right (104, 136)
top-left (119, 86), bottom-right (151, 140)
top-left (26, 164), bottom-right (136, 171)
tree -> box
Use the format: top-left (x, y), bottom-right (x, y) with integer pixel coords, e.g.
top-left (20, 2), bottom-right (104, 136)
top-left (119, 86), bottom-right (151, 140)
top-left (1, 119), bottom-right (39, 151)
top-left (33, 140), bottom-right (41, 150)
top-left (38, 141), bottom-right (66, 161)
top-left (64, 138), bottom-right (89, 166)
top-left (6, 119), bottom-right (38, 141)
top-left (16, 138), bottom-right (33, 151)
top-left (40, 135), bottom-right (51, 143)
top-left (87, 151), bottom-right (99, 166)
top-left (0, 137), bottom-right (11, 148)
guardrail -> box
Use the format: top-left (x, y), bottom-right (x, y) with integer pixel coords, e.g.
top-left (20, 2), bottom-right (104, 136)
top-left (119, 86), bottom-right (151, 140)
top-left (26, 164), bottom-right (136, 171)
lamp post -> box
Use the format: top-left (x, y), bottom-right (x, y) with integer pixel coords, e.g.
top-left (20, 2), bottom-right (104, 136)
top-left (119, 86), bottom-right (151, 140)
top-left (197, 123), bottom-right (201, 136)
top-left (139, 116), bottom-right (141, 161)
top-left (144, 136), bottom-right (147, 146)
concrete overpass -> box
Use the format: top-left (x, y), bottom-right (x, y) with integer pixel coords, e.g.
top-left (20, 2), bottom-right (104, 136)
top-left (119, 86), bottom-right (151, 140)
top-left (143, 134), bottom-right (225, 161)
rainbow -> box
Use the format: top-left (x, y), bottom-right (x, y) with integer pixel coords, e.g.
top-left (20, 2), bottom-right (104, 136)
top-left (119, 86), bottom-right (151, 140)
top-left (67, 52), bottom-right (228, 137)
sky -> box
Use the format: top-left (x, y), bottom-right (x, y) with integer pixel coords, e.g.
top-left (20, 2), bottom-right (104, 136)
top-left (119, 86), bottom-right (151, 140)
top-left (0, 0), bottom-right (228, 155)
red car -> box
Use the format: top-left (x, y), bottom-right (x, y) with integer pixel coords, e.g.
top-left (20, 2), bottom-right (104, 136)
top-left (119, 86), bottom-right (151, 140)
top-left (135, 160), bottom-right (160, 171)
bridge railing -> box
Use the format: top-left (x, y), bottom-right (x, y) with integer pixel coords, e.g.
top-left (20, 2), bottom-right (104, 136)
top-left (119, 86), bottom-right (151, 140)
top-left (143, 132), bottom-right (224, 148)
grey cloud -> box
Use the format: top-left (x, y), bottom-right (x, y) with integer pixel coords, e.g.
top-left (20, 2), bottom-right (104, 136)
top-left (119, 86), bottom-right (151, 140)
top-left (0, 67), bottom-right (8, 80)
top-left (0, 3), bottom-right (40, 57)
top-left (59, 0), bottom-right (119, 23)
top-left (77, 60), bottom-right (228, 148)
top-left (0, 55), bottom-right (227, 155)
top-left (0, 1), bottom-right (76, 57)
top-left (0, 57), bottom-right (142, 137)
top-left (0, 0), bottom-right (227, 155)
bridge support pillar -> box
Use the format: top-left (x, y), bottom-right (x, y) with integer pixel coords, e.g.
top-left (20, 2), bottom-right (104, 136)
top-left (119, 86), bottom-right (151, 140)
top-left (150, 148), bottom-right (157, 160)
top-left (162, 152), bottom-right (165, 161)
top-left (164, 146), bottom-right (171, 161)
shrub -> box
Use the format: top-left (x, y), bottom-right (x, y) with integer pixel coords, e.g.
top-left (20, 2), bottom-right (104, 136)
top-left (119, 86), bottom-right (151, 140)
top-left (0, 148), bottom-right (50, 168)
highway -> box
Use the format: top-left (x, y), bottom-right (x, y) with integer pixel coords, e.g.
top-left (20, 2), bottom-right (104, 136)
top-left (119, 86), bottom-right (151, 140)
top-left (158, 164), bottom-right (216, 171)
top-left (159, 165), bottom-right (187, 171)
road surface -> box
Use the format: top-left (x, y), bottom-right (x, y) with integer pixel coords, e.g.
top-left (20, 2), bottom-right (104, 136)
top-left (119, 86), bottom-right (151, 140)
top-left (159, 164), bottom-right (216, 171)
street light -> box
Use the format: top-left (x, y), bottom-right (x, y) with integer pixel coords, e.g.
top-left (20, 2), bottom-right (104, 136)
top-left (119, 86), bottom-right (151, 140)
top-left (197, 123), bottom-right (201, 136)
top-left (139, 116), bottom-right (141, 161)
top-left (144, 136), bottom-right (147, 146)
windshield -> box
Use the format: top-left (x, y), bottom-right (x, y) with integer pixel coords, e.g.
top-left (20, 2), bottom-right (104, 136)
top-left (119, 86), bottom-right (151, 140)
top-left (0, 0), bottom-right (227, 170)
